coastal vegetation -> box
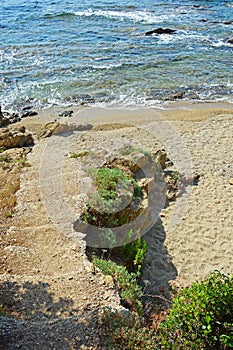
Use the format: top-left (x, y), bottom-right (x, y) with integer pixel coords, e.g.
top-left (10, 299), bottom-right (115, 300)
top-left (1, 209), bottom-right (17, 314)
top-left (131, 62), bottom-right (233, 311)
top-left (81, 162), bottom-right (233, 348)
top-left (99, 271), bottom-right (233, 349)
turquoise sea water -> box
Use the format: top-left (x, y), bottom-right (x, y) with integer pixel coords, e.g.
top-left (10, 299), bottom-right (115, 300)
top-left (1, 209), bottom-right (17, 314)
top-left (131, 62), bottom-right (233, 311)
top-left (0, 0), bottom-right (233, 111)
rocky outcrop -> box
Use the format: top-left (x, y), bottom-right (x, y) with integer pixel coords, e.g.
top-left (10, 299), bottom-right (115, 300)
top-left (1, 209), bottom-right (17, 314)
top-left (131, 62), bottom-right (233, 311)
top-left (0, 106), bottom-right (38, 127)
top-left (0, 126), bottom-right (34, 149)
top-left (74, 150), bottom-right (167, 248)
top-left (145, 28), bottom-right (177, 36)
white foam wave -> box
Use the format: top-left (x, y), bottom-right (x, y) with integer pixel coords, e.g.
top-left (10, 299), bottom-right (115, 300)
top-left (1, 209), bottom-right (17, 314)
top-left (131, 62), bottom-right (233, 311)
top-left (74, 9), bottom-right (174, 24)
top-left (91, 62), bottom-right (123, 70)
top-left (212, 40), bottom-right (233, 47)
top-left (0, 48), bottom-right (17, 64)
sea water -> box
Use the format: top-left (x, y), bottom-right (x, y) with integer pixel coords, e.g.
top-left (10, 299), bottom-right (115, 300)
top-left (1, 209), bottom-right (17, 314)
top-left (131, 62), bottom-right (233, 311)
top-left (0, 0), bottom-right (233, 111)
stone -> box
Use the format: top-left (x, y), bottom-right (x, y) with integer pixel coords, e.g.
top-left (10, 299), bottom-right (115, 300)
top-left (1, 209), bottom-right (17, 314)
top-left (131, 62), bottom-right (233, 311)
top-left (0, 127), bottom-right (34, 149)
top-left (58, 110), bottom-right (73, 118)
top-left (104, 275), bottom-right (114, 288)
top-left (154, 150), bottom-right (167, 169)
top-left (21, 110), bottom-right (38, 118)
top-left (37, 121), bottom-right (60, 139)
top-left (145, 28), bottom-right (177, 36)
top-left (127, 152), bottom-right (151, 172)
top-left (162, 91), bottom-right (184, 101)
top-left (8, 114), bottom-right (21, 124)
top-left (0, 106), bottom-right (9, 127)
top-left (137, 177), bottom-right (155, 195)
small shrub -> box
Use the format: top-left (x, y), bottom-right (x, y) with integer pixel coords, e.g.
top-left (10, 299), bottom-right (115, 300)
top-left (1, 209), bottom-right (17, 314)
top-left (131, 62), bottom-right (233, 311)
top-left (100, 309), bottom-right (158, 349)
top-left (88, 167), bottom-right (143, 202)
top-left (159, 271), bottom-right (233, 349)
top-left (92, 257), bottom-right (143, 314)
top-left (80, 166), bottom-right (143, 229)
top-left (120, 235), bottom-right (147, 272)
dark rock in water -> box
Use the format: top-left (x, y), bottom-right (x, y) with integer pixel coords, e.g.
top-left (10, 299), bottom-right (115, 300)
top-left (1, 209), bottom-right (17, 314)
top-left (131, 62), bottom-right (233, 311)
top-left (0, 107), bottom-right (10, 127)
top-left (9, 113), bottom-right (21, 124)
top-left (162, 91), bottom-right (184, 101)
top-left (227, 37), bottom-right (233, 44)
top-left (145, 28), bottom-right (177, 36)
top-left (58, 110), bottom-right (74, 118)
top-left (21, 110), bottom-right (38, 118)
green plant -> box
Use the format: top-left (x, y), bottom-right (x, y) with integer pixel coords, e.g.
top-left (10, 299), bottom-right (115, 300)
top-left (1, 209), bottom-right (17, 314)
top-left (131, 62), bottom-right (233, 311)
top-left (120, 235), bottom-right (147, 272)
top-left (90, 167), bottom-right (143, 201)
top-left (93, 167), bottom-right (132, 200)
top-left (70, 151), bottom-right (89, 158)
top-left (93, 257), bottom-right (143, 314)
top-left (17, 157), bottom-right (31, 167)
top-left (80, 166), bottom-right (143, 229)
top-left (99, 228), bottom-right (117, 248)
top-left (5, 211), bottom-right (13, 218)
top-left (159, 271), bottom-right (233, 349)
top-left (100, 309), bottom-right (158, 349)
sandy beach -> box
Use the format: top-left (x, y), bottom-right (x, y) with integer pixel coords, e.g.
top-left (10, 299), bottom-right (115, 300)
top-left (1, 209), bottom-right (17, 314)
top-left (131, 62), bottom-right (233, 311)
top-left (1, 102), bottom-right (233, 348)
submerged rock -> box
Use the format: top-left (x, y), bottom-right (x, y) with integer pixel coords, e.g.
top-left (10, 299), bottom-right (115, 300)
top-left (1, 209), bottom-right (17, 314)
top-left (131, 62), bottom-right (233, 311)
top-left (145, 28), bottom-right (177, 36)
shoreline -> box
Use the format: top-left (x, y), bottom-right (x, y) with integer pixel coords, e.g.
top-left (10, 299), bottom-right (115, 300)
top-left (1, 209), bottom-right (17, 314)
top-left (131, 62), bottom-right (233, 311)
top-left (27, 100), bottom-right (233, 127)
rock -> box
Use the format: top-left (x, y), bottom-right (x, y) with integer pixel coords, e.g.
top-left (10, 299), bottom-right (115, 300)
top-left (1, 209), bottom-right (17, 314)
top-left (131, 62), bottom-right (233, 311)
top-left (8, 113), bottom-right (21, 124)
top-left (126, 152), bottom-right (151, 172)
top-left (154, 150), bottom-right (167, 169)
top-left (227, 37), bottom-right (233, 44)
top-left (0, 106), bottom-right (9, 127)
top-left (145, 28), bottom-right (177, 36)
top-left (104, 275), bottom-right (114, 288)
top-left (37, 121), bottom-right (60, 139)
top-left (137, 177), bottom-right (154, 195)
top-left (162, 91), bottom-right (184, 101)
top-left (58, 110), bottom-right (73, 118)
top-left (0, 126), bottom-right (34, 149)
top-left (21, 110), bottom-right (38, 118)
